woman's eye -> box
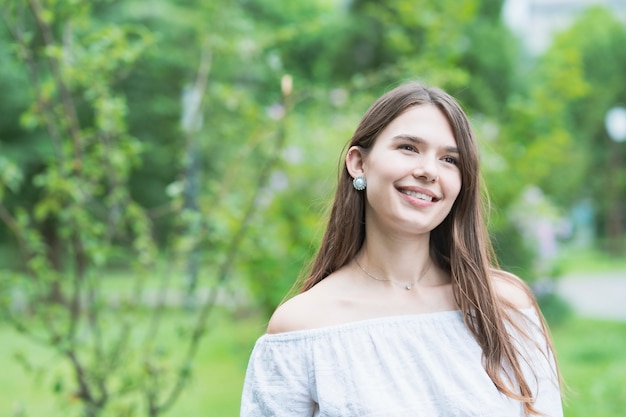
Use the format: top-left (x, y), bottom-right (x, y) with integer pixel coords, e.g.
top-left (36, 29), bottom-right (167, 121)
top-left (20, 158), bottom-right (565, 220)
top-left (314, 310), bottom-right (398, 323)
top-left (400, 144), bottom-right (416, 152)
top-left (442, 156), bottom-right (458, 165)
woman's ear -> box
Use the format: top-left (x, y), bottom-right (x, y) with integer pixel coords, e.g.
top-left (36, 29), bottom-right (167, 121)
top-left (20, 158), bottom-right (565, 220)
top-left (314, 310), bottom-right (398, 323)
top-left (346, 146), bottom-right (366, 179)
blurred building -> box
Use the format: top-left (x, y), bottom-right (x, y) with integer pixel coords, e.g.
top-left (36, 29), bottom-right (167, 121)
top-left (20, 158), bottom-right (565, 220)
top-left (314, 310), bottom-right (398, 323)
top-left (503, 0), bottom-right (626, 54)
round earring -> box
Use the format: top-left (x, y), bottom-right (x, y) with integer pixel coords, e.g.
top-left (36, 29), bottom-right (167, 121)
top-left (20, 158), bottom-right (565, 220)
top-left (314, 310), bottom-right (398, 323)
top-left (352, 176), bottom-right (367, 191)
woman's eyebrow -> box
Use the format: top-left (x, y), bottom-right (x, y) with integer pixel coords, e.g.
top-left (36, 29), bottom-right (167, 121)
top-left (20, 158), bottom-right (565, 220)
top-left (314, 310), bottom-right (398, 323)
top-left (391, 134), bottom-right (459, 154)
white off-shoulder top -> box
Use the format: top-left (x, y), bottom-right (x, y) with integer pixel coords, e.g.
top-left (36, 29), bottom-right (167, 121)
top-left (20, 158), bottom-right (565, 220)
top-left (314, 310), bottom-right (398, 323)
top-left (240, 308), bottom-right (562, 417)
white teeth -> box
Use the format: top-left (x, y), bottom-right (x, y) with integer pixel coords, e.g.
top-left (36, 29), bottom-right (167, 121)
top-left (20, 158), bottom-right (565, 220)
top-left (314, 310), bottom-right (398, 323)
top-left (401, 190), bottom-right (433, 202)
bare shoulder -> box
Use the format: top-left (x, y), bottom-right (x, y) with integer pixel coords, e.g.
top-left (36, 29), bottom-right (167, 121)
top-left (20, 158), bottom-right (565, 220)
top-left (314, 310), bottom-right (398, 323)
top-left (266, 290), bottom-right (320, 334)
top-left (267, 271), bottom-right (352, 334)
top-left (491, 269), bottom-right (535, 310)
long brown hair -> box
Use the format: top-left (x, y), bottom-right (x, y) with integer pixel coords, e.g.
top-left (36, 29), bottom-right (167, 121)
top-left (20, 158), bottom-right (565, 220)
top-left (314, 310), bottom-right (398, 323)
top-left (299, 82), bottom-right (558, 415)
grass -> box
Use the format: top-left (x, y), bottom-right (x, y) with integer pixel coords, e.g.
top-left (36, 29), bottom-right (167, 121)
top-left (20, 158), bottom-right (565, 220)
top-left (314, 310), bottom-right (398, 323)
top-left (0, 309), bottom-right (267, 417)
top-left (555, 244), bottom-right (626, 276)
top-left (159, 312), bottom-right (266, 417)
top-left (550, 317), bottom-right (626, 417)
top-left (1, 310), bottom-right (625, 417)
top-left (0, 325), bottom-right (62, 415)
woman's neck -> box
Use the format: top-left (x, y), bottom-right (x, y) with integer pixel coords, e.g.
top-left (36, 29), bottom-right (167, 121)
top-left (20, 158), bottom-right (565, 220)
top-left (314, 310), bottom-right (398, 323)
top-left (357, 233), bottom-right (443, 286)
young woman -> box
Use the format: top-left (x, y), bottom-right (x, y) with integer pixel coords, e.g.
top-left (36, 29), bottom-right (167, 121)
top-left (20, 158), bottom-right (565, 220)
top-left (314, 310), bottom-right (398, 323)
top-left (240, 82), bottom-right (563, 416)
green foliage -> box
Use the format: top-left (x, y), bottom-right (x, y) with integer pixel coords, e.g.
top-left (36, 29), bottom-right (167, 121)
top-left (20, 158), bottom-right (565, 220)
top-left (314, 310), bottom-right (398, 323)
top-left (537, 292), bottom-right (572, 327)
top-left (474, 6), bottom-right (626, 277)
top-left (0, 0), bottom-right (302, 414)
top-left (549, 7), bottom-right (626, 251)
top-left (491, 217), bottom-right (536, 280)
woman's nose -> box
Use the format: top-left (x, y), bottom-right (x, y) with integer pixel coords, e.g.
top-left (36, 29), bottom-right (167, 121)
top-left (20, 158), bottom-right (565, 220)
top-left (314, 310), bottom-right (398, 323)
top-left (412, 156), bottom-right (438, 182)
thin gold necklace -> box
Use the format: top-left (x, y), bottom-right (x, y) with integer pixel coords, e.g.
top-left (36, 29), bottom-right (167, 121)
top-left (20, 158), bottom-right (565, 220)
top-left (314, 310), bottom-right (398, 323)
top-left (354, 255), bottom-right (432, 290)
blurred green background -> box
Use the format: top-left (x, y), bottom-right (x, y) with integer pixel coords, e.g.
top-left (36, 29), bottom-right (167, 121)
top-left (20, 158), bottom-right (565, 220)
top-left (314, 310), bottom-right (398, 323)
top-left (0, 0), bottom-right (625, 416)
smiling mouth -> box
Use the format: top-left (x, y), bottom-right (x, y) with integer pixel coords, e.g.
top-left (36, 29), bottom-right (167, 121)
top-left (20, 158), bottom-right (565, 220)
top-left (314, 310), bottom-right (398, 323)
top-left (399, 189), bottom-right (438, 202)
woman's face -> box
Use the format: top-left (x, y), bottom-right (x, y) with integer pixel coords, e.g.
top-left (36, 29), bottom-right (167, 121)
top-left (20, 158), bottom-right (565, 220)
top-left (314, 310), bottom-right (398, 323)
top-left (350, 104), bottom-right (462, 237)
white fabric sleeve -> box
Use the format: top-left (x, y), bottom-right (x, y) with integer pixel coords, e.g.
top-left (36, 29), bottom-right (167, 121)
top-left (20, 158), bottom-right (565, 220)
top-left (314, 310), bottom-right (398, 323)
top-left (515, 309), bottom-right (564, 417)
top-left (240, 335), bottom-right (316, 417)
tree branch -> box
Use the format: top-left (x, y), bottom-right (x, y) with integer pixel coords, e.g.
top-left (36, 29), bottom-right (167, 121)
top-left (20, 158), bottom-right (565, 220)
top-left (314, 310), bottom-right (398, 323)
top-left (156, 75), bottom-right (293, 414)
top-left (27, 0), bottom-right (84, 167)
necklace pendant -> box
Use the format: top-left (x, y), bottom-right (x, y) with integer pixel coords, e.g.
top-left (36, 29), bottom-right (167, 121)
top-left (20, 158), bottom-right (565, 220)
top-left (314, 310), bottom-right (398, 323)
top-left (405, 283), bottom-right (412, 290)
